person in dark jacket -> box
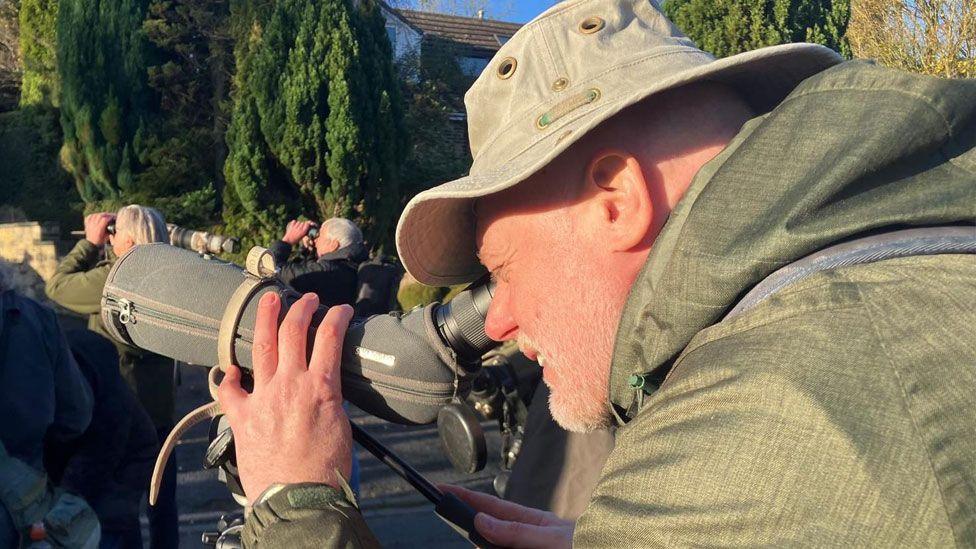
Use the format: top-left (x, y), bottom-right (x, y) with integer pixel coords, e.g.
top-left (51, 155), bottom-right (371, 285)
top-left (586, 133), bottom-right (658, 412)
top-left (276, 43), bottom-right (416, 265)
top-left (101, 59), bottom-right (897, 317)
top-left (46, 329), bottom-right (158, 549)
top-left (46, 205), bottom-right (180, 548)
top-left (0, 260), bottom-right (93, 547)
top-left (269, 218), bottom-right (369, 307)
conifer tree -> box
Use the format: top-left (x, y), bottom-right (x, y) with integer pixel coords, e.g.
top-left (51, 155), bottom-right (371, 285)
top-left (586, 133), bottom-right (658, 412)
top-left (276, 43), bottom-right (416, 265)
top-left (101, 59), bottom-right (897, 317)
top-left (663, 0), bottom-right (851, 58)
top-left (57, 0), bottom-right (156, 205)
top-left (223, 0), bottom-right (405, 251)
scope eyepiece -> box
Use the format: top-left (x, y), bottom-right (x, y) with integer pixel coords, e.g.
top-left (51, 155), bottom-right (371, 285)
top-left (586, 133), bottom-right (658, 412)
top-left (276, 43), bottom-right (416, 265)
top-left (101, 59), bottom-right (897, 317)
top-left (433, 276), bottom-right (497, 364)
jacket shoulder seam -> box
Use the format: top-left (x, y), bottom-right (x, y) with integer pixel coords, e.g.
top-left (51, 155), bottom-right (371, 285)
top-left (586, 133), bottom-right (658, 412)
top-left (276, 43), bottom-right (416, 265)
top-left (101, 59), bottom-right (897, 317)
top-left (845, 271), bottom-right (959, 546)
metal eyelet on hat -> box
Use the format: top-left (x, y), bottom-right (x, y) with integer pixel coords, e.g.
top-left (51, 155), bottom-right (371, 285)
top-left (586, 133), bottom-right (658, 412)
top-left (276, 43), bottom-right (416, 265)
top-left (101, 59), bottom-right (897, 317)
top-left (552, 77), bottom-right (569, 91)
top-left (496, 57), bottom-right (517, 80)
top-left (579, 16), bottom-right (605, 34)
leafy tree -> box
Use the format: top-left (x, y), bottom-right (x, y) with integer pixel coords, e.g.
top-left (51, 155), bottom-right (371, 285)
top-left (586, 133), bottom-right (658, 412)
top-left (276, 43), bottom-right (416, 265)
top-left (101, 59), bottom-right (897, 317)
top-left (0, 106), bottom-right (81, 229)
top-left (223, 0), bottom-right (405, 252)
top-left (1, 0), bottom-right (21, 110)
top-left (141, 0), bottom-right (232, 225)
top-left (397, 53), bottom-right (469, 205)
top-left (18, 0), bottom-right (57, 106)
top-left (663, 0), bottom-right (851, 58)
top-left (848, 0), bottom-right (974, 78)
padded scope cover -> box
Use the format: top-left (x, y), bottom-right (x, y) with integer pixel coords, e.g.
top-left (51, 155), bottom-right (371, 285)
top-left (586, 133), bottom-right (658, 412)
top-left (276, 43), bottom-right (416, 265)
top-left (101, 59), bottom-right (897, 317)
top-left (101, 244), bottom-right (468, 425)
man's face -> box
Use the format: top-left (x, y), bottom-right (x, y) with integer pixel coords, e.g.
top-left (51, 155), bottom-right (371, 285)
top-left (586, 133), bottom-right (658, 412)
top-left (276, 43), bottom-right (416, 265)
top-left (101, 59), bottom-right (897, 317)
top-left (476, 178), bottom-right (622, 433)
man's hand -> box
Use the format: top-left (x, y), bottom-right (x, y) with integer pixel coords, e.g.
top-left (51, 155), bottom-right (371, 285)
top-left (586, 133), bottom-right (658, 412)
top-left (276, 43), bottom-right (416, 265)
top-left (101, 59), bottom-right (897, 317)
top-left (282, 220), bottom-right (313, 245)
top-left (83, 212), bottom-right (114, 246)
top-left (218, 291), bottom-right (355, 502)
top-left (440, 485), bottom-right (574, 549)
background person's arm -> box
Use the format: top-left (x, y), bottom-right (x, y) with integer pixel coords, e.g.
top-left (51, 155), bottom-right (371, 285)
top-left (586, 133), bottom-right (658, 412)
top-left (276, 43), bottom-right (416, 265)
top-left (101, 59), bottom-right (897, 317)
top-left (46, 213), bottom-right (114, 314)
top-left (271, 219), bottom-right (316, 285)
top-left (45, 240), bottom-right (109, 314)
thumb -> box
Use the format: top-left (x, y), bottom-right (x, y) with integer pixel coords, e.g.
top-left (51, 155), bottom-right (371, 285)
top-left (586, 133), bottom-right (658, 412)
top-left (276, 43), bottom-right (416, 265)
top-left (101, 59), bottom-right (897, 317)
top-left (475, 513), bottom-right (569, 549)
top-left (217, 364), bottom-right (247, 415)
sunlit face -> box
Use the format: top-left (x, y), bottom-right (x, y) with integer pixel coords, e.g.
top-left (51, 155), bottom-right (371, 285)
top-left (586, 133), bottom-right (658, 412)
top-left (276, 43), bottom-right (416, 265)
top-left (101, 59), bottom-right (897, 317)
top-left (476, 182), bottom-right (621, 433)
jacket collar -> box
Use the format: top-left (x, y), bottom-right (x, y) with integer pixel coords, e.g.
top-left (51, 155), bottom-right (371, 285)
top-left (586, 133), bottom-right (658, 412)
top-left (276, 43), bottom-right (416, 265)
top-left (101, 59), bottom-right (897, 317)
top-left (318, 242), bottom-right (368, 264)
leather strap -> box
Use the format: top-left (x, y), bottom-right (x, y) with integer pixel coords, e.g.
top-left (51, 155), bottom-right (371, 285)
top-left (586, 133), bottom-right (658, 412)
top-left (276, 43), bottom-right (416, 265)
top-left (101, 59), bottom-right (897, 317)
top-left (217, 246), bottom-right (278, 372)
top-left (150, 367), bottom-right (223, 505)
top-left (150, 246), bottom-right (279, 505)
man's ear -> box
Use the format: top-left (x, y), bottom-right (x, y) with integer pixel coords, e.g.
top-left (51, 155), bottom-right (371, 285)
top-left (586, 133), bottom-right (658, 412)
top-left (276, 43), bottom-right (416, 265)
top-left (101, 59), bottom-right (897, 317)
top-left (319, 238), bottom-right (340, 254)
top-left (584, 150), bottom-right (654, 251)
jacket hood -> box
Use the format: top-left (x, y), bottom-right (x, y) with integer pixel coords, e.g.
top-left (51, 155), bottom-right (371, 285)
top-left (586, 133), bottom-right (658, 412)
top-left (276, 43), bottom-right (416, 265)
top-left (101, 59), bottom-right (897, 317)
top-left (607, 61), bottom-right (976, 420)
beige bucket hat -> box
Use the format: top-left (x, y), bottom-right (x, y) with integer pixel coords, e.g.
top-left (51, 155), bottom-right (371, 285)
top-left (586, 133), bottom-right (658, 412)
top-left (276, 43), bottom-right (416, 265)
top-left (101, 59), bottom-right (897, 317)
top-left (395, 0), bottom-right (843, 286)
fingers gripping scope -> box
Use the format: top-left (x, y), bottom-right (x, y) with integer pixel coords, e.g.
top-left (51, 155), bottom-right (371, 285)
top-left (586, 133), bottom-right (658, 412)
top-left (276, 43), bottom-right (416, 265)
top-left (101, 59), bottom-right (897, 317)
top-left (100, 244), bottom-right (497, 425)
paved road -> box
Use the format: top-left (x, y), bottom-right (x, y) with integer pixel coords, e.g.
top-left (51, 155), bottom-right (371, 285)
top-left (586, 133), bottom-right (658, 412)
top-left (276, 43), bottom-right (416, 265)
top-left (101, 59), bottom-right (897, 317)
top-left (153, 364), bottom-right (502, 547)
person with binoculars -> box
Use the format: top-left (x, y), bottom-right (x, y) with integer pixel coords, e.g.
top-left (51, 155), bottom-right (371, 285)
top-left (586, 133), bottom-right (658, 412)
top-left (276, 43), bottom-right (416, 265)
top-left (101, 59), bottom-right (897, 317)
top-left (46, 205), bottom-right (180, 548)
top-left (269, 218), bottom-right (369, 308)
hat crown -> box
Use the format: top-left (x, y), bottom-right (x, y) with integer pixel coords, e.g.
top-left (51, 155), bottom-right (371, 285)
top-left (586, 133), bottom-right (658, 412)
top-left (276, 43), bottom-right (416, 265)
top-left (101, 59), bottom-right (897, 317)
top-left (463, 0), bottom-right (702, 170)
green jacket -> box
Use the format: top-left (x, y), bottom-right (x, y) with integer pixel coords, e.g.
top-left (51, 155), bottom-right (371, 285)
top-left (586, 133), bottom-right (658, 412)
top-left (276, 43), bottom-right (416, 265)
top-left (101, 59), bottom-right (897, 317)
top-left (46, 240), bottom-right (175, 428)
top-left (243, 62), bottom-right (976, 547)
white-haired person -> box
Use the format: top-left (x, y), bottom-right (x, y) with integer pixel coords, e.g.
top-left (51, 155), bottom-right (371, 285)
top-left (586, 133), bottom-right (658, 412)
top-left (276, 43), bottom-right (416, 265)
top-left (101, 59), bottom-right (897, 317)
top-left (269, 217), bottom-right (370, 307)
top-left (46, 204), bottom-right (180, 548)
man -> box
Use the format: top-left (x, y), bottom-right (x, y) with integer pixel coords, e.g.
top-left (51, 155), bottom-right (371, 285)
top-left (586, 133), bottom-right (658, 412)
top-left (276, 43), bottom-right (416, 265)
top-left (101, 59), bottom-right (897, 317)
top-left (270, 218), bottom-right (369, 307)
top-left (46, 205), bottom-right (180, 548)
top-left (220, 0), bottom-right (976, 546)
top-left (0, 259), bottom-right (94, 547)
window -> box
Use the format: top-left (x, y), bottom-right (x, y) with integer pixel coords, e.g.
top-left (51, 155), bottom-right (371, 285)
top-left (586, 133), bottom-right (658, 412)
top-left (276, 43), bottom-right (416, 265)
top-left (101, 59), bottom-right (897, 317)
top-left (458, 56), bottom-right (489, 77)
top-left (386, 25), bottom-right (398, 51)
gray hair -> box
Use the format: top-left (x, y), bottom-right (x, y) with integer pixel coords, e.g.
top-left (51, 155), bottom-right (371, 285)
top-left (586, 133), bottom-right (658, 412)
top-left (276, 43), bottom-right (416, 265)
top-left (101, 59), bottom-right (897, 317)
top-left (116, 205), bottom-right (168, 245)
top-left (321, 218), bottom-right (363, 249)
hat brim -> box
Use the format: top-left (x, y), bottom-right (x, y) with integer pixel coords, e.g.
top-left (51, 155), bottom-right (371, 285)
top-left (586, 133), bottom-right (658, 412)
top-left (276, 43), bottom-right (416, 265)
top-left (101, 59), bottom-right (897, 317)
top-left (396, 43), bottom-right (843, 286)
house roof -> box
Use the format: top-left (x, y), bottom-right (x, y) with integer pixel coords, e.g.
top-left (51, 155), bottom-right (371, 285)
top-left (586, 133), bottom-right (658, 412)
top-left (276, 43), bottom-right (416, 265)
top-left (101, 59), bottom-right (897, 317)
top-left (394, 9), bottom-right (522, 54)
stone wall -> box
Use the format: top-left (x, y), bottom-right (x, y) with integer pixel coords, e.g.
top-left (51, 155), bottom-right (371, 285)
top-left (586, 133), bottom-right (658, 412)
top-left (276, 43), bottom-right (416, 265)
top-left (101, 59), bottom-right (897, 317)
top-left (0, 221), bottom-right (62, 301)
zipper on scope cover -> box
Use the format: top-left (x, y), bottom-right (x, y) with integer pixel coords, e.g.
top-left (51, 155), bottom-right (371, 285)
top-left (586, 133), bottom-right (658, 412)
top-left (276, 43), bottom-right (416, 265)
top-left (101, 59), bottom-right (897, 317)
top-left (104, 294), bottom-right (218, 339)
top-left (342, 369), bottom-right (457, 403)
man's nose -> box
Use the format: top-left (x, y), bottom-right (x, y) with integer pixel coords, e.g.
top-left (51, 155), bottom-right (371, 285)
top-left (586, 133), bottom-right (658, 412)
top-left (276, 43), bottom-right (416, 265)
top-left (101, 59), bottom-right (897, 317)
top-left (483, 285), bottom-right (518, 342)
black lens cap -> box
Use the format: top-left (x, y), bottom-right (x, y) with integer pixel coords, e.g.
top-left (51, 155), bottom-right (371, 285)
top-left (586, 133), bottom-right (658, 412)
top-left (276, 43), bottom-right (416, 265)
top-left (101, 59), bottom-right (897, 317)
top-left (205, 416), bottom-right (235, 470)
top-left (437, 401), bottom-right (487, 474)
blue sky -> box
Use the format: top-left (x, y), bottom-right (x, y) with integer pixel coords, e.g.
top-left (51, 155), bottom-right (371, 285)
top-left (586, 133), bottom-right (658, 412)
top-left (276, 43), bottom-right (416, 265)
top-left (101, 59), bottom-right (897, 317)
top-left (507, 1), bottom-right (558, 23)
